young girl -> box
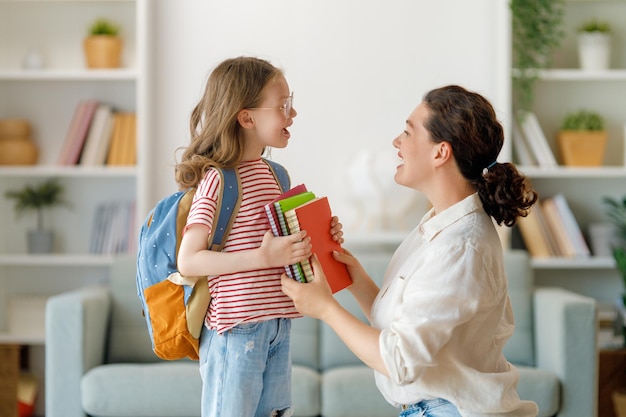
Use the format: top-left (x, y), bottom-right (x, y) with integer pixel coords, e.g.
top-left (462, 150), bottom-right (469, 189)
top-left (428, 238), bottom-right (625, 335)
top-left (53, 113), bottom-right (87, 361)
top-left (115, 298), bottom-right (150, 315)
top-left (283, 85), bottom-right (539, 417)
top-left (176, 56), bottom-right (341, 417)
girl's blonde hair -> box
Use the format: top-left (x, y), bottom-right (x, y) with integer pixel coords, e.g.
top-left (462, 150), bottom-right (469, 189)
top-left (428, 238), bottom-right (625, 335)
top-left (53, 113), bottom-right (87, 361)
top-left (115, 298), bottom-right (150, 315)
top-left (175, 56), bottom-right (283, 190)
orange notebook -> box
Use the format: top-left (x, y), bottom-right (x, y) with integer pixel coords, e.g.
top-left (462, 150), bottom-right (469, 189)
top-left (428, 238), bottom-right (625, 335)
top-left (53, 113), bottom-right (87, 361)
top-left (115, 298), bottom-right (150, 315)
top-left (289, 196), bottom-right (352, 293)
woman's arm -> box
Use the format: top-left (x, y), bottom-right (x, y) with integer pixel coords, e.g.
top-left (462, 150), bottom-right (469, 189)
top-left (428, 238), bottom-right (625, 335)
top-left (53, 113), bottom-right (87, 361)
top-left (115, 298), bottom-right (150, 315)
top-left (281, 255), bottom-right (388, 376)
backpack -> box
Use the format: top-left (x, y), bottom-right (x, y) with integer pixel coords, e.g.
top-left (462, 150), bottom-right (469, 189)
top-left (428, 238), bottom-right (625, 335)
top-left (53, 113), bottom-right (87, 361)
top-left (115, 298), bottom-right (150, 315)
top-left (136, 158), bottom-right (290, 360)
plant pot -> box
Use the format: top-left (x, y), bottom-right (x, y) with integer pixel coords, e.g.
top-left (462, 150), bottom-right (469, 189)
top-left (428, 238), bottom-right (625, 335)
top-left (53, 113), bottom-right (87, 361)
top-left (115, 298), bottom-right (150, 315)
top-left (557, 130), bottom-right (607, 166)
top-left (578, 32), bottom-right (611, 71)
top-left (27, 230), bottom-right (53, 254)
top-left (83, 35), bottom-right (122, 68)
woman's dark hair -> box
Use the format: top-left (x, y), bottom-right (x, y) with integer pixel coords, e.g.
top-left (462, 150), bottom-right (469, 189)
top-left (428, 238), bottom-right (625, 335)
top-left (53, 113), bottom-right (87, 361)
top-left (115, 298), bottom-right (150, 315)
top-left (423, 85), bottom-right (537, 226)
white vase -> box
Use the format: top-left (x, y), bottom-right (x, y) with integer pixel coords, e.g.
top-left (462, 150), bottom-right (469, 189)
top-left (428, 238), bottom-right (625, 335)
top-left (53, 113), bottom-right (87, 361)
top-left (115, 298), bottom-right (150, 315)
top-left (578, 32), bottom-right (611, 71)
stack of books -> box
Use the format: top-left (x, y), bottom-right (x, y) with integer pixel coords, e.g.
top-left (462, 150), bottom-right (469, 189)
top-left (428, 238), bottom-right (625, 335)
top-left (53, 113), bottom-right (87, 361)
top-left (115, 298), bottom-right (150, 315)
top-left (57, 99), bottom-right (136, 166)
top-left (516, 193), bottom-right (591, 258)
top-left (89, 201), bottom-right (136, 255)
top-left (264, 184), bottom-right (351, 293)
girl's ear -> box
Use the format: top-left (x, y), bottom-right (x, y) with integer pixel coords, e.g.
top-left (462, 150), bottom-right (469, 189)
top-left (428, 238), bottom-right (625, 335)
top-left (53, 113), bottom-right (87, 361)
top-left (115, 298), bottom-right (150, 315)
top-left (237, 109), bottom-right (254, 129)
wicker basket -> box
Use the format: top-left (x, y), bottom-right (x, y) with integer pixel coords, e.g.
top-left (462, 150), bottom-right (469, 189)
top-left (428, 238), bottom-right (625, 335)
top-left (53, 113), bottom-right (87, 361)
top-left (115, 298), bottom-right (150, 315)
top-left (0, 344), bottom-right (20, 417)
top-left (557, 130), bottom-right (607, 166)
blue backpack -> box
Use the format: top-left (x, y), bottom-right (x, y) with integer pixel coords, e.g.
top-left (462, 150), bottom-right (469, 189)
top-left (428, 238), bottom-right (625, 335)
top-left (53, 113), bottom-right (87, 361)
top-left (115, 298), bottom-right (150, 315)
top-left (136, 158), bottom-right (290, 360)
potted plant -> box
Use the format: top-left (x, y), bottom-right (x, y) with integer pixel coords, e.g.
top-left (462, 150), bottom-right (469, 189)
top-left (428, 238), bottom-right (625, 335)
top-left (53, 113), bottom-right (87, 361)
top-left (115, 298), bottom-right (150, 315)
top-left (5, 179), bottom-right (68, 253)
top-left (510, 0), bottom-right (566, 117)
top-left (557, 110), bottom-right (607, 166)
top-left (84, 18), bottom-right (122, 68)
top-left (603, 196), bottom-right (626, 347)
top-left (578, 19), bottom-right (611, 71)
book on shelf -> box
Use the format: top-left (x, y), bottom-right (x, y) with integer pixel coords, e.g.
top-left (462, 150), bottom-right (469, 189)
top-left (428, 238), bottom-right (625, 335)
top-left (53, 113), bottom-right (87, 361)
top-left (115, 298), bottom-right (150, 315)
top-left (516, 204), bottom-right (552, 258)
top-left (265, 187), bottom-right (352, 293)
top-left (519, 112), bottom-right (558, 168)
top-left (89, 201), bottom-right (135, 254)
top-left (57, 99), bottom-right (99, 165)
top-left (512, 119), bottom-right (537, 166)
top-left (550, 193), bottom-right (591, 257)
top-left (80, 104), bottom-right (114, 166)
top-left (541, 197), bottom-right (577, 258)
top-left (106, 112), bottom-right (137, 166)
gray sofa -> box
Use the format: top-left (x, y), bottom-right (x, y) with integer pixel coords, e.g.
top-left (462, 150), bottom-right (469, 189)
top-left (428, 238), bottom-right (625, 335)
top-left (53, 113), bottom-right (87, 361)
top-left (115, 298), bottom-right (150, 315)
top-left (45, 249), bottom-right (597, 417)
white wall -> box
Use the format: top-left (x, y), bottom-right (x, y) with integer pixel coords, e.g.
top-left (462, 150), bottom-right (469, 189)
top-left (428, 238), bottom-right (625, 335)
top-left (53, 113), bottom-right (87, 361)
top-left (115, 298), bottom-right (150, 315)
top-left (150, 0), bottom-right (510, 232)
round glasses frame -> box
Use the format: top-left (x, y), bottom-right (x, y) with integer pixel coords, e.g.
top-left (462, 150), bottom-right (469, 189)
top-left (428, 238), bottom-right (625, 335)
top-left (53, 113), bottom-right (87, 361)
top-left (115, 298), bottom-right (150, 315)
top-left (247, 93), bottom-right (293, 119)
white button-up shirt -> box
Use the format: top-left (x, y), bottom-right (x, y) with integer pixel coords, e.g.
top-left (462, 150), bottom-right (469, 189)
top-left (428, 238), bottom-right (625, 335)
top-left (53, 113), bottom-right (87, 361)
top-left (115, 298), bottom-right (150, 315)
top-left (371, 193), bottom-right (538, 417)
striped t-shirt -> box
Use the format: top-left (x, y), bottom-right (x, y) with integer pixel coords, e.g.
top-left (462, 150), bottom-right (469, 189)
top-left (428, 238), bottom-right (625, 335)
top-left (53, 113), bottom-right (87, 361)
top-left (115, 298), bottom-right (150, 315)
top-left (185, 159), bottom-right (300, 333)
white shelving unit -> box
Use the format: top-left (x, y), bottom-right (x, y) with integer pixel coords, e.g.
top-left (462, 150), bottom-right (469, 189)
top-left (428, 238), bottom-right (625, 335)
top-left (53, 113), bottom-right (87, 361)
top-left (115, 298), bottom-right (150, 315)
top-left (511, 0), bottom-right (626, 304)
top-left (0, 1), bottom-right (148, 413)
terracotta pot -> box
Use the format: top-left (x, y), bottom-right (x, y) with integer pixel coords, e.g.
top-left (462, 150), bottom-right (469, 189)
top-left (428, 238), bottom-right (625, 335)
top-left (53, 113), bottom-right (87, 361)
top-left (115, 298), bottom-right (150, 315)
top-left (83, 36), bottom-right (123, 68)
top-left (0, 119), bottom-right (38, 165)
top-left (557, 130), bottom-right (607, 166)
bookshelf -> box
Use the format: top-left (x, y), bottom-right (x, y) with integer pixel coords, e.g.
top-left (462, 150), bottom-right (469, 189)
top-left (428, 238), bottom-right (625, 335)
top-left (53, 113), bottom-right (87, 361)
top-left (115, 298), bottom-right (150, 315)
top-left (0, 1), bottom-right (149, 413)
top-left (511, 0), bottom-right (626, 306)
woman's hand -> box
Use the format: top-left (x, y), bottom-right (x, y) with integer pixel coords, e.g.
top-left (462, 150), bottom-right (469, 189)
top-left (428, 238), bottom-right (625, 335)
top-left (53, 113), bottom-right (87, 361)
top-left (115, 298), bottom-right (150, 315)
top-left (281, 254), bottom-right (337, 320)
top-left (330, 215), bottom-right (344, 244)
top-left (259, 230), bottom-right (311, 269)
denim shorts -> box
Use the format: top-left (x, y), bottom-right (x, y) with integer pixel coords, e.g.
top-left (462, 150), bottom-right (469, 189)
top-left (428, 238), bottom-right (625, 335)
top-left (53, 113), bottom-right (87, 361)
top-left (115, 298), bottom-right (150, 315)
top-left (399, 398), bottom-right (462, 417)
top-left (198, 318), bottom-right (293, 417)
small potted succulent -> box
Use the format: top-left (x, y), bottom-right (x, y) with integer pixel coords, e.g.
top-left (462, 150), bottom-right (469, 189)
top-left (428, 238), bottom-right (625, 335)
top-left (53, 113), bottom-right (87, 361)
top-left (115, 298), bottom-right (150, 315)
top-left (578, 19), bottom-right (611, 71)
top-left (84, 18), bottom-right (122, 68)
top-left (557, 110), bottom-right (607, 166)
top-left (5, 179), bottom-right (69, 253)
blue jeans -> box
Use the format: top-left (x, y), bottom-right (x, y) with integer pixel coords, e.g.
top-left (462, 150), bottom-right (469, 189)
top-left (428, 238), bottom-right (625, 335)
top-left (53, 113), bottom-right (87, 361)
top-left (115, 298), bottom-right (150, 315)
top-left (400, 398), bottom-right (462, 417)
top-left (199, 318), bottom-right (293, 417)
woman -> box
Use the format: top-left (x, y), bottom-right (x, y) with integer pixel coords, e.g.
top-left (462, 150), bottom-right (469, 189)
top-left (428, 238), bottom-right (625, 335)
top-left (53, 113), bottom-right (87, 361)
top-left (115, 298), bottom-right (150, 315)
top-left (282, 85), bottom-right (539, 417)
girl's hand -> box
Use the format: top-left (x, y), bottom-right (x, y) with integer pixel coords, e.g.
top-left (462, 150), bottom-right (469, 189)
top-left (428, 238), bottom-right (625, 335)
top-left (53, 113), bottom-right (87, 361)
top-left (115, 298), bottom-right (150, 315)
top-left (330, 215), bottom-right (344, 244)
top-left (281, 254), bottom-right (337, 320)
top-left (259, 230), bottom-right (312, 268)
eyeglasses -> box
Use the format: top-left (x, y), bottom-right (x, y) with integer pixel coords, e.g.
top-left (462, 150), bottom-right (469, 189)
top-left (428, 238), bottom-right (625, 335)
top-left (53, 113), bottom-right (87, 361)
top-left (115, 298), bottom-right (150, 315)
top-left (247, 93), bottom-right (294, 119)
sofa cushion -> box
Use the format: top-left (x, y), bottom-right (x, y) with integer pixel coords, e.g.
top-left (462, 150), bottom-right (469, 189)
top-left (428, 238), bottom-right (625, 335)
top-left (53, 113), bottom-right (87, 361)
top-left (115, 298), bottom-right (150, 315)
top-left (292, 365), bottom-right (321, 417)
top-left (321, 366), bottom-right (397, 417)
top-left (516, 366), bottom-right (559, 417)
top-left (291, 316), bottom-right (319, 370)
top-left (81, 362), bottom-right (201, 417)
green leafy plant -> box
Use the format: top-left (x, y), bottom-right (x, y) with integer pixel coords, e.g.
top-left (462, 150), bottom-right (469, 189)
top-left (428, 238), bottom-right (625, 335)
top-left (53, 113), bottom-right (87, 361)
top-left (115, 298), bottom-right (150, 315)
top-left (579, 20), bottom-right (611, 33)
top-left (5, 179), bottom-right (68, 231)
top-left (511, 0), bottom-right (566, 117)
top-left (88, 18), bottom-right (119, 36)
top-left (603, 196), bottom-right (626, 305)
top-left (561, 110), bottom-right (605, 131)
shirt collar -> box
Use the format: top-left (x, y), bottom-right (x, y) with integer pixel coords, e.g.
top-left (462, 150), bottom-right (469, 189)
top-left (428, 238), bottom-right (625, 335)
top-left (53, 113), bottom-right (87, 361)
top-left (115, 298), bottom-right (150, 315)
top-left (418, 193), bottom-right (483, 241)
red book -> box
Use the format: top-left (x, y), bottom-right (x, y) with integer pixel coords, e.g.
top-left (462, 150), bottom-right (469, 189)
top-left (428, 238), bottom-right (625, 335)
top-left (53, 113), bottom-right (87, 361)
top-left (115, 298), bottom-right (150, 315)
top-left (60, 100), bottom-right (99, 165)
top-left (291, 196), bottom-right (351, 293)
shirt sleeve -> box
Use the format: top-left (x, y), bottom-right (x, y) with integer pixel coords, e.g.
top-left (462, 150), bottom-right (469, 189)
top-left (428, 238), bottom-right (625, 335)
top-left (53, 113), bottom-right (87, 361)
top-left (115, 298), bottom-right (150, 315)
top-left (184, 169), bottom-right (221, 234)
top-left (379, 242), bottom-right (500, 386)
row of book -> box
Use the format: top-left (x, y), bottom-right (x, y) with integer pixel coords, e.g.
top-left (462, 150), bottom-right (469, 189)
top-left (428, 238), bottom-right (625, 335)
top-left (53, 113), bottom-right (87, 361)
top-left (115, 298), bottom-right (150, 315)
top-left (512, 111), bottom-right (558, 168)
top-left (57, 99), bottom-right (137, 166)
top-left (89, 201), bottom-right (136, 255)
top-left (264, 184), bottom-right (351, 293)
top-left (517, 193), bottom-right (591, 258)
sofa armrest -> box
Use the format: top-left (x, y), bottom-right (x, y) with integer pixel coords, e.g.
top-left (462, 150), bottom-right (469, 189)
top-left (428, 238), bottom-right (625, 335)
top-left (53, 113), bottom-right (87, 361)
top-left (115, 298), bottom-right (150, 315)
top-left (45, 286), bottom-right (111, 417)
top-left (533, 287), bottom-right (597, 417)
